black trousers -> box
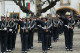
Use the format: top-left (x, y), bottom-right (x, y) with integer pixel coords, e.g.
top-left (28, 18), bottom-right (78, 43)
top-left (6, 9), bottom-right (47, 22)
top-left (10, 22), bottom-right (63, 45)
top-left (38, 32), bottom-right (42, 41)
top-left (42, 32), bottom-right (49, 51)
top-left (48, 32), bottom-right (51, 48)
top-left (28, 31), bottom-right (34, 49)
top-left (20, 33), bottom-right (28, 51)
top-left (7, 32), bottom-right (13, 50)
top-left (1, 31), bottom-right (7, 52)
top-left (64, 27), bottom-right (73, 49)
top-left (12, 31), bottom-right (17, 49)
top-left (52, 27), bottom-right (59, 41)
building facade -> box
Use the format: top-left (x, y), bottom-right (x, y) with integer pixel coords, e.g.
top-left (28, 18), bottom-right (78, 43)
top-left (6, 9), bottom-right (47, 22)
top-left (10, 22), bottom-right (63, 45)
top-left (0, 0), bottom-right (80, 19)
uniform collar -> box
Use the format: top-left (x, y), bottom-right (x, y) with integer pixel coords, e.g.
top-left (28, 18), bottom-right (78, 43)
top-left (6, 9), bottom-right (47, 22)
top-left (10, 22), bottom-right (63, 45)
top-left (68, 18), bottom-right (71, 20)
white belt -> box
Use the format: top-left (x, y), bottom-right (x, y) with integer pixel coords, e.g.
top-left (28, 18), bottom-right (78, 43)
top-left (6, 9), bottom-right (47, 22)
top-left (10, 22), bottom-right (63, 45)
top-left (42, 26), bottom-right (47, 29)
top-left (3, 28), bottom-right (7, 31)
top-left (21, 27), bottom-right (26, 29)
top-left (9, 29), bottom-right (12, 32)
top-left (64, 25), bottom-right (71, 28)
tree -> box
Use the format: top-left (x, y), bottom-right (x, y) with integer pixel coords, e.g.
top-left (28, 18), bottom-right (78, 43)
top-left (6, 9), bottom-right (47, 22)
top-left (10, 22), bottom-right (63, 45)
top-left (13, 0), bottom-right (60, 16)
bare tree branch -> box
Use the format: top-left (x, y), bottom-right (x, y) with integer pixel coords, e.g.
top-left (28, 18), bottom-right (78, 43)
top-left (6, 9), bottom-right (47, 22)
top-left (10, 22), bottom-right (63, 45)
top-left (13, 0), bottom-right (34, 15)
top-left (36, 0), bottom-right (60, 16)
top-left (23, 0), bottom-right (25, 7)
top-left (13, 0), bottom-right (60, 16)
top-left (40, 0), bottom-right (60, 13)
top-left (47, 0), bottom-right (51, 4)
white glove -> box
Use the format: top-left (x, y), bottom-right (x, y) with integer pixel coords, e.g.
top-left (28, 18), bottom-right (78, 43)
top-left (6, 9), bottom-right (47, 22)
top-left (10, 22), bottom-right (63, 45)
top-left (9, 29), bottom-right (12, 31)
top-left (4, 28), bottom-right (7, 30)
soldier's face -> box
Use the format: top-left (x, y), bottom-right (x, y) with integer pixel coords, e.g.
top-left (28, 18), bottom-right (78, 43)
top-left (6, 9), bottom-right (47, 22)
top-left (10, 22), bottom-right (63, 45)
top-left (42, 18), bottom-right (46, 22)
top-left (1, 17), bottom-right (5, 21)
top-left (66, 15), bottom-right (71, 18)
top-left (7, 18), bottom-right (11, 21)
top-left (27, 19), bottom-right (30, 21)
top-left (22, 19), bottom-right (26, 22)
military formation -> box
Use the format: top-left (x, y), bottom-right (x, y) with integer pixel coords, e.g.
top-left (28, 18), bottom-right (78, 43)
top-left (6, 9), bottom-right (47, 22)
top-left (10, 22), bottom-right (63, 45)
top-left (0, 12), bottom-right (77, 53)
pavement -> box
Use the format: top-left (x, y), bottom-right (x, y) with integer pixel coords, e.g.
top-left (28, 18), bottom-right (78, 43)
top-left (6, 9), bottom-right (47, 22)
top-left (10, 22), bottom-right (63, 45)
top-left (1, 27), bottom-right (80, 53)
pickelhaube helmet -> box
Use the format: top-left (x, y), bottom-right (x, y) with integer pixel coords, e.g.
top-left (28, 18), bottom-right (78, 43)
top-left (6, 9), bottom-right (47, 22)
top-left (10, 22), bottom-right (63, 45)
top-left (7, 14), bottom-right (10, 18)
top-left (65, 12), bottom-right (71, 16)
top-left (41, 16), bottom-right (46, 18)
top-left (1, 14), bottom-right (5, 18)
top-left (41, 16), bottom-right (48, 20)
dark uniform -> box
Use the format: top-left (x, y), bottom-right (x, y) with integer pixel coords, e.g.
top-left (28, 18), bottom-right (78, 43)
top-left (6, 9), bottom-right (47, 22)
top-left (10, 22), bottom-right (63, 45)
top-left (28, 20), bottom-right (35, 49)
top-left (15, 19), bottom-right (30, 53)
top-left (59, 17), bottom-right (75, 51)
top-left (52, 20), bottom-right (59, 42)
top-left (58, 20), bottom-right (64, 35)
top-left (0, 20), bottom-right (8, 53)
top-left (41, 18), bottom-right (52, 53)
top-left (47, 19), bottom-right (52, 50)
top-left (27, 21), bottom-right (32, 50)
top-left (37, 24), bottom-right (42, 42)
top-left (6, 20), bottom-right (15, 52)
top-left (12, 22), bottom-right (18, 50)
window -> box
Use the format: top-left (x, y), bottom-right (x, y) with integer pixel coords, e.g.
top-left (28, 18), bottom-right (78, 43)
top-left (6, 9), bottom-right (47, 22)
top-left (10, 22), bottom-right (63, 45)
top-left (9, 12), bottom-right (20, 19)
top-left (60, 0), bottom-right (70, 5)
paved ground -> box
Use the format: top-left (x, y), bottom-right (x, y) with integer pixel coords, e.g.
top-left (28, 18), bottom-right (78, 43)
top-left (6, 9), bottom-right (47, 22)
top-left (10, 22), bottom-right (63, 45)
top-left (4, 27), bottom-right (80, 53)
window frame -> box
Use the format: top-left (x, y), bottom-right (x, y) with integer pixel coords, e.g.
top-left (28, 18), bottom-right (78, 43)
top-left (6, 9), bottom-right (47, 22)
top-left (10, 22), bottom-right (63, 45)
top-left (60, 0), bottom-right (70, 5)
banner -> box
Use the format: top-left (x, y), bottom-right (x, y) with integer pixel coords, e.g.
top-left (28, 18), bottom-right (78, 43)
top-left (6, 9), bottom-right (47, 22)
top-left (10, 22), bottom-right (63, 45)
top-left (26, 3), bottom-right (30, 17)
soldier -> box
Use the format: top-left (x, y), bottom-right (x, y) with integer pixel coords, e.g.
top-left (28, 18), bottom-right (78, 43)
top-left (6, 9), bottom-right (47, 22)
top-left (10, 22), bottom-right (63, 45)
top-left (47, 14), bottom-right (52, 49)
top-left (59, 12), bottom-right (75, 51)
top-left (37, 17), bottom-right (42, 43)
top-left (25, 17), bottom-right (31, 51)
top-left (40, 16), bottom-right (52, 53)
top-left (29, 17), bottom-right (35, 49)
top-left (11, 18), bottom-right (18, 50)
top-left (15, 17), bottom-right (29, 53)
top-left (6, 16), bottom-right (15, 52)
top-left (58, 19), bottom-right (64, 35)
top-left (0, 15), bottom-right (8, 53)
top-left (26, 16), bottom-right (35, 50)
top-left (52, 16), bottom-right (59, 42)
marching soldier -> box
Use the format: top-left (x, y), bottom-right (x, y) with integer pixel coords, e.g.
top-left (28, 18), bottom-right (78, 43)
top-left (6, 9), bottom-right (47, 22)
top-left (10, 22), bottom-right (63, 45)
top-left (26, 16), bottom-right (35, 50)
top-left (58, 19), bottom-right (64, 35)
top-left (26, 17), bottom-right (31, 50)
top-left (15, 17), bottom-right (29, 53)
top-left (47, 14), bottom-right (52, 49)
top-left (37, 17), bottom-right (42, 43)
top-left (11, 18), bottom-right (18, 50)
top-left (6, 16), bottom-right (15, 52)
top-left (0, 15), bottom-right (8, 53)
top-left (29, 17), bottom-right (35, 49)
top-left (52, 16), bottom-right (59, 42)
top-left (59, 12), bottom-right (75, 51)
top-left (40, 16), bottom-right (52, 53)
